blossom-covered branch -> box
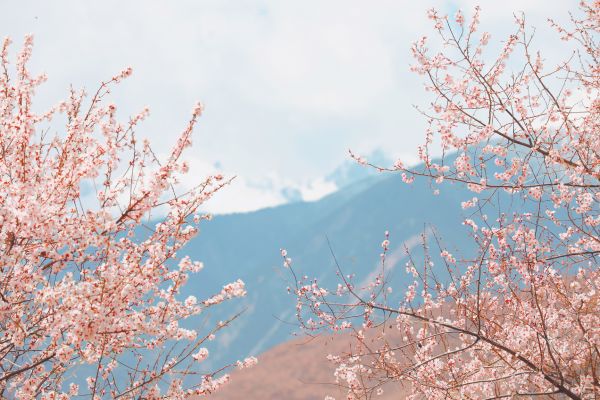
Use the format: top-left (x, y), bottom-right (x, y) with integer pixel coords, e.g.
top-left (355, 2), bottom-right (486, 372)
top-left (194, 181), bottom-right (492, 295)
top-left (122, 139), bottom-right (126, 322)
top-left (0, 36), bottom-right (254, 399)
top-left (286, 3), bottom-right (599, 399)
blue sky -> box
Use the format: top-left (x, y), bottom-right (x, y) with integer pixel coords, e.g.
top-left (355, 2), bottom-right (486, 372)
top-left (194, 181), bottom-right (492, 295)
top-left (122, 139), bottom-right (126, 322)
top-left (0, 0), bottom-right (575, 213)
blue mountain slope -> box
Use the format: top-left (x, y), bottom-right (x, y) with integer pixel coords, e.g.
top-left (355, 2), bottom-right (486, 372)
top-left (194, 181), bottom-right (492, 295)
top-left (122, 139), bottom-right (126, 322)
top-left (177, 169), bottom-right (478, 369)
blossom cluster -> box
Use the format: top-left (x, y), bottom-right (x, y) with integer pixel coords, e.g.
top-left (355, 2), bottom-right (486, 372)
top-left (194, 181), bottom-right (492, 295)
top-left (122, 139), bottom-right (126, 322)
top-left (0, 36), bottom-right (253, 398)
top-left (287, 3), bottom-right (599, 399)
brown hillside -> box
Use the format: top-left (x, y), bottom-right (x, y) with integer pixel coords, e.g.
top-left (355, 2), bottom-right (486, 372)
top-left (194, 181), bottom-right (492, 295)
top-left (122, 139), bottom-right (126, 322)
top-left (210, 333), bottom-right (409, 400)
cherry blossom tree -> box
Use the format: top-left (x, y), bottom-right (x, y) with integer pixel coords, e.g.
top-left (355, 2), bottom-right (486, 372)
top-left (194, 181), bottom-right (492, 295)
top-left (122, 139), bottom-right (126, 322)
top-left (285, 2), bottom-right (599, 399)
top-left (0, 36), bottom-right (255, 399)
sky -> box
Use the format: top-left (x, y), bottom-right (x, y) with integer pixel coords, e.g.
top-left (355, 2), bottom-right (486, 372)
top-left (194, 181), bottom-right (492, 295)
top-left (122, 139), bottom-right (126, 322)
top-left (0, 0), bottom-right (576, 213)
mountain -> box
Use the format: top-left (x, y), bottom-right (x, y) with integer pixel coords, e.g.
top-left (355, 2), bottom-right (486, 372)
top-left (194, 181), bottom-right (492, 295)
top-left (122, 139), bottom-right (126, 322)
top-left (324, 148), bottom-right (391, 189)
top-left (176, 165), bottom-right (477, 372)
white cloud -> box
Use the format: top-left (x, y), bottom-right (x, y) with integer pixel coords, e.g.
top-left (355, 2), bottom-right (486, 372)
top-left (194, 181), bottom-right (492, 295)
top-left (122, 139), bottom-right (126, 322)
top-left (0, 0), bottom-right (579, 213)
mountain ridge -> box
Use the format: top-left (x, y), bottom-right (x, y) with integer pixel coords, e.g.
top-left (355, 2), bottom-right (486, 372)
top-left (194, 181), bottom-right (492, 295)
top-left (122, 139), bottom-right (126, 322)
top-left (177, 163), bottom-right (477, 371)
